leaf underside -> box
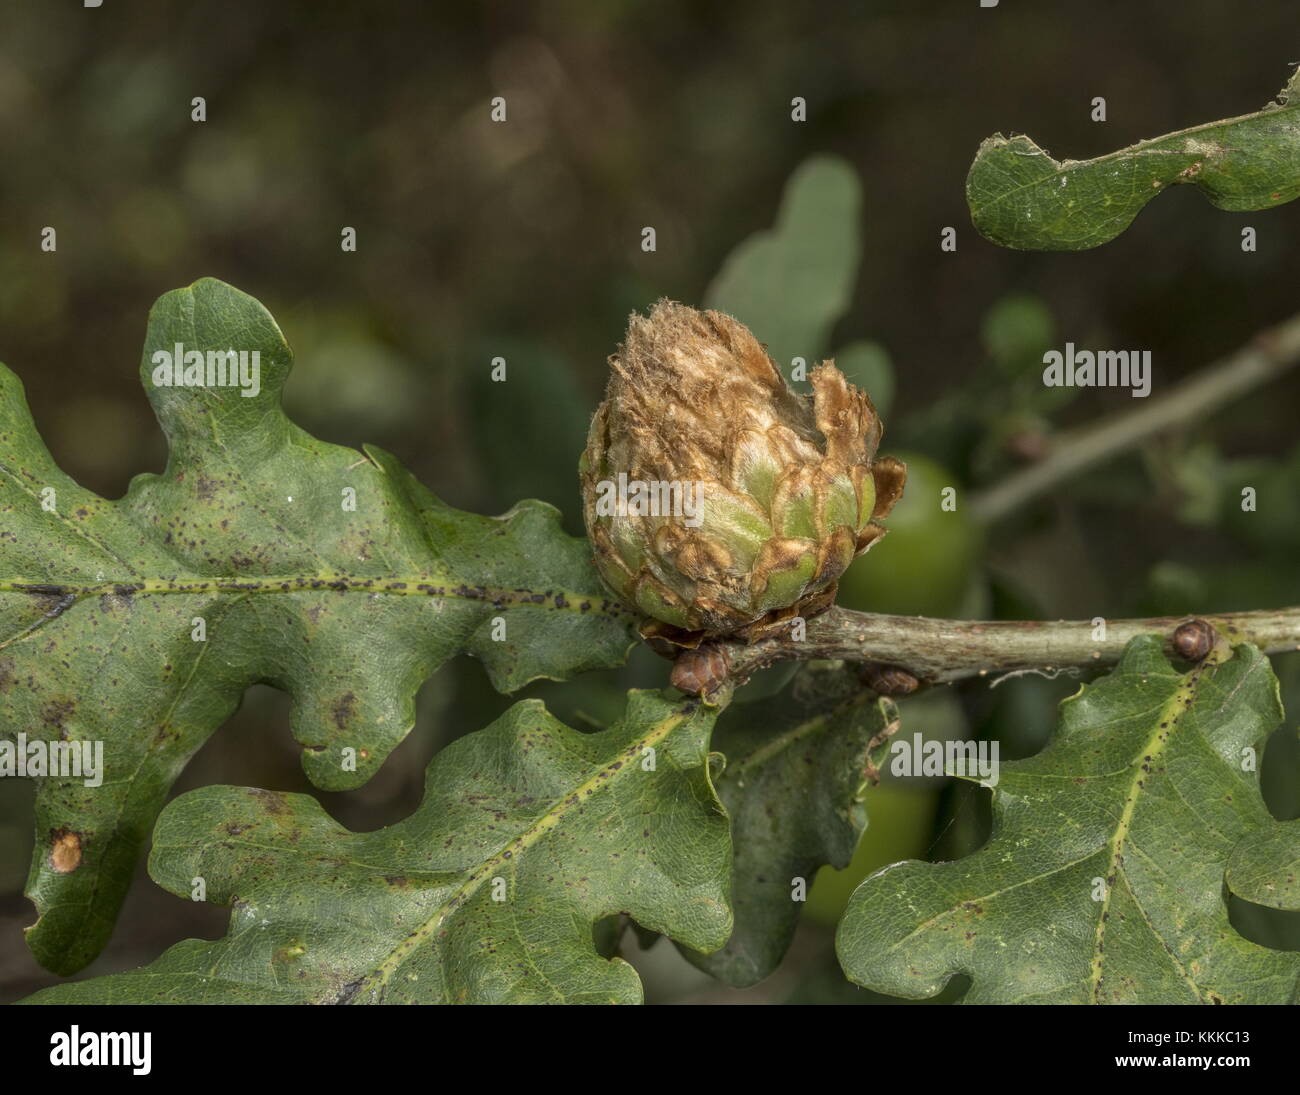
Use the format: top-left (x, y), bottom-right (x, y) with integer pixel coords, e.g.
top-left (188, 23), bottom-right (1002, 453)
top-left (0, 278), bottom-right (636, 974)
top-left (968, 67), bottom-right (1300, 250)
top-left (682, 665), bottom-right (894, 987)
top-left (837, 637), bottom-right (1300, 1004)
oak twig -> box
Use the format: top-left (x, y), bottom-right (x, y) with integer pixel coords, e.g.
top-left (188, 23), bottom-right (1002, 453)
top-left (969, 311), bottom-right (1300, 524)
top-left (700, 605), bottom-right (1300, 693)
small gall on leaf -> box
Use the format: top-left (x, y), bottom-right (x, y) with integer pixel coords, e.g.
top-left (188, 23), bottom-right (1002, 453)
top-left (49, 829), bottom-right (83, 874)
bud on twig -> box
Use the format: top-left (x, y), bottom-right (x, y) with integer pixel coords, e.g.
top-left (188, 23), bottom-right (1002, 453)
top-left (669, 644), bottom-right (731, 697)
top-left (1172, 617), bottom-right (1217, 661)
top-left (858, 661), bottom-right (920, 696)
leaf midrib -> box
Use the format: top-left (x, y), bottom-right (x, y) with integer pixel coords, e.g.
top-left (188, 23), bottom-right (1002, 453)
top-left (339, 704), bottom-right (695, 1004)
top-left (0, 575), bottom-right (630, 617)
top-left (1085, 649), bottom-right (1225, 1003)
top-left (974, 95), bottom-right (1300, 214)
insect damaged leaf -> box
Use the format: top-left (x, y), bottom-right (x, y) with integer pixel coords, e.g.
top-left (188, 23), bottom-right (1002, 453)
top-left (968, 66), bottom-right (1300, 250)
top-left (22, 691), bottom-right (731, 1004)
top-left (837, 636), bottom-right (1300, 1004)
top-left (0, 278), bottom-right (636, 974)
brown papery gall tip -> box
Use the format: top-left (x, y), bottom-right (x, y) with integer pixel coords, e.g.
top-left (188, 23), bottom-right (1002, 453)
top-left (1172, 618), bottom-right (1217, 662)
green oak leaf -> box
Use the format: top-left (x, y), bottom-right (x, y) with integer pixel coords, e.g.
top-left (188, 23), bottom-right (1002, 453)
top-left (705, 155), bottom-right (861, 371)
top-left (968, 66), bottom-right (1300, 250)
top-left (1227, 820), bottom-right (1300, 910)
top-left (0, 278), bottom-right (636, 975)
top-left (837, 636), bottom-right (1300, 1004)
top-left (682, 665), bottom-right (896, 987)
top-left (22, 691), bottom-right (730, 1004)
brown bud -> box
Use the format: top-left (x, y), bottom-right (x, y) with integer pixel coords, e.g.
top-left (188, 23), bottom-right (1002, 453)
top-left (670, 644), bottom-right (731, 696)
top-left (859, 661), bottom-right (920, 696)
top-left (1172, 618), bottom-right (1217, 662)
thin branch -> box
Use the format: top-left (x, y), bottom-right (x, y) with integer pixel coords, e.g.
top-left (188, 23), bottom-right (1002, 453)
top-left (706, 604), bottom-right (1300, 691)
top-left (969, 311), bottom-right (1300, 524)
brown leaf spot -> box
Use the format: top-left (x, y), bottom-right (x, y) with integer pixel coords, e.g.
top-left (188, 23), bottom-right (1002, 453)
top-left (249, 788), bottom-right (290, 815)
top-left (49, 828), bottom-right (82, 873)
top-left (331, 691), bottom-right (357, 731)
top-left (41, 698), bottom-right (76, 733)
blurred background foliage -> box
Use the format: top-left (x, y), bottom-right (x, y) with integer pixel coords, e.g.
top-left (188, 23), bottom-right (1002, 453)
top-left (2, 0), bottom-right (1300, 1003)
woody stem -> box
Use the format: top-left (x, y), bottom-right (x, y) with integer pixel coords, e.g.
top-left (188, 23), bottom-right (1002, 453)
top-left (968, 311), bottom-right (1300, 525)
top-left (716, 604), bottom-right (1300, 687)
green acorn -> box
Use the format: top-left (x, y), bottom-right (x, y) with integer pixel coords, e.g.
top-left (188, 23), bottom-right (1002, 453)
top-left (580, 300), bottom-right (906, 645)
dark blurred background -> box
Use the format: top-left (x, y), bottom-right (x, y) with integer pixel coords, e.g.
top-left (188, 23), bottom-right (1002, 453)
top-left (2, 0), bottom-right (1300, 1003)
